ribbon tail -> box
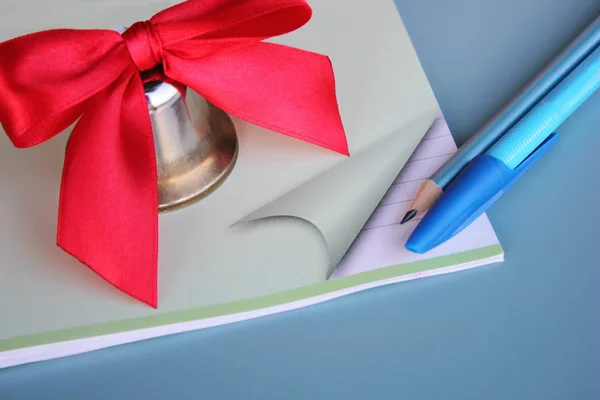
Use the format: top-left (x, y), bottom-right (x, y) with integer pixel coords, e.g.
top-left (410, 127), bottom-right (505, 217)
top-left (164, 43), bottom-right (349, 155)
top-left (57, 67), bottom-right (159, 308)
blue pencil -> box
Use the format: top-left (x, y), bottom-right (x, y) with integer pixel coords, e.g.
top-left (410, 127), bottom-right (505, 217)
top-left (401, 15), bottom-right (600, 224)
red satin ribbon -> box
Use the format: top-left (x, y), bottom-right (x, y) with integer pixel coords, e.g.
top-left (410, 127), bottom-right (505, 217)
top-left (0, 0), bottom-right (348, 307)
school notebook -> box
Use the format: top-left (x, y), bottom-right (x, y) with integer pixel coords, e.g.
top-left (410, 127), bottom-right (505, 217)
top-left (1, 0), bottom-right (503, 368)
top-left (0, 116), bottom-right (503, 368)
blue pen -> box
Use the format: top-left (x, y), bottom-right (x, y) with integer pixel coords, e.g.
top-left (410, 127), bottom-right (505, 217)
top-left (406, 44), bottom-right (600, 254)
top-left (400, 16), bottom-right (600, 224)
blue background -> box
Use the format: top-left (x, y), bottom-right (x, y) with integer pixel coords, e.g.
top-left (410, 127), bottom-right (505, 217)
top-left (2, 0), bottom-right (600, 398)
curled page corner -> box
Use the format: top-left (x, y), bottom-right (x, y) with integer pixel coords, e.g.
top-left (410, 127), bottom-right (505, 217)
top-left (232, 111), bottom-right (439, 277)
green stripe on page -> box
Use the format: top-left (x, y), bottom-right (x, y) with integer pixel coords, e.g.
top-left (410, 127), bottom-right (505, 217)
top-left (0, 244), bottom-right (503, 351)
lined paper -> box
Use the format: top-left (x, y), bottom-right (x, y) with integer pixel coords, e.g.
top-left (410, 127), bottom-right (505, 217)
top-left (332, 117), bottom-right (501, 278)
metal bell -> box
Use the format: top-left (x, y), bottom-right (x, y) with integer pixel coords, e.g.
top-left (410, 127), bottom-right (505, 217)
top-left (144, 80), bottom-right (238, 212)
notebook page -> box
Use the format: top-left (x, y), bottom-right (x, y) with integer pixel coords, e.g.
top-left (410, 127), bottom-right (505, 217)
top-left (331, 117), bottom-right (501, 278)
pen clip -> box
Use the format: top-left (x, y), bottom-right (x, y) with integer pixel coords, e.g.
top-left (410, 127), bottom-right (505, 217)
top-left (503, 132), bottom-right (559, 192)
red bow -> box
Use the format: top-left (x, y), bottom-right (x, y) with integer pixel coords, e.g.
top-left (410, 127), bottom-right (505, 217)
top-left (0, 0), bottom-right (348, 307)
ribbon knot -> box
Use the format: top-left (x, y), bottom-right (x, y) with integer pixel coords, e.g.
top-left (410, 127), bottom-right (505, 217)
top-left (122, 21), bottom-right (163, 72)
top-left (0, 0), bottom-right (348, 308)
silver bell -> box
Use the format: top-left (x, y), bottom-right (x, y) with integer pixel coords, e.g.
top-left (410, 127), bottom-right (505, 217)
top-left (144, 80), bottom-right (238, 212)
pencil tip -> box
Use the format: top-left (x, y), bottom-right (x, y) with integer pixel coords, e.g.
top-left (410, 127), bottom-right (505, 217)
top-left (400, 209), bottom-right (417, 224)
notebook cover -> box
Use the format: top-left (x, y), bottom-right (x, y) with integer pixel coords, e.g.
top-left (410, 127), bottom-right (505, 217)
top-left (0, 0), bottom-right (440, 343)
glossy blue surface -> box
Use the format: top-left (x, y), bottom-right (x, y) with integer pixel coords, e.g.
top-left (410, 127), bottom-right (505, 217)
top-left (2, 1), bottom-right (600, 399)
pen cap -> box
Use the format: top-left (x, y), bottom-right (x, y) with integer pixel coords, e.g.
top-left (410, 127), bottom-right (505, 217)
top-left (406, 133), bottom-right (558, 254)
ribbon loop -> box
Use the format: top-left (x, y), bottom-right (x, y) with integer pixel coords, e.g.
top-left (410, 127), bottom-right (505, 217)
top-left (122, 21), bottom-right (163, 72)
